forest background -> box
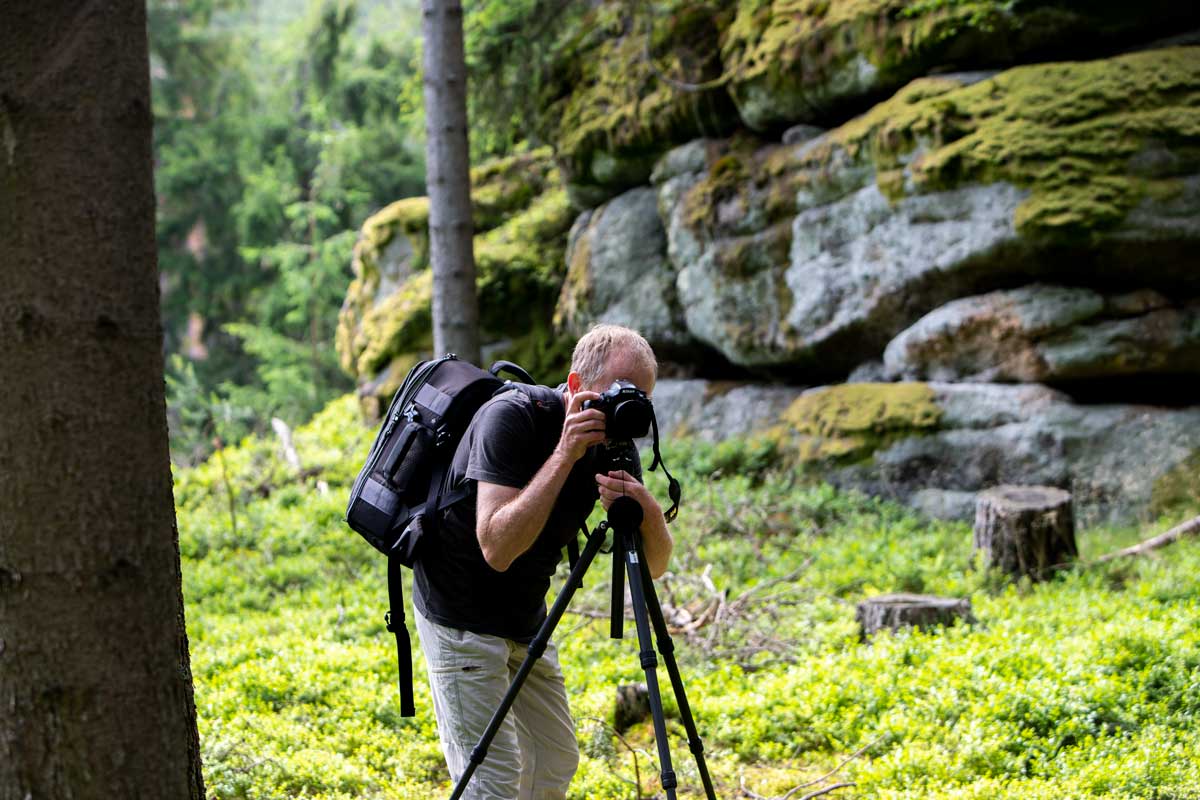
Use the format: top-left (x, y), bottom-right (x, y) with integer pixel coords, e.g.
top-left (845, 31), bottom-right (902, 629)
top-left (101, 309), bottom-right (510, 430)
top-left (150, 1), bottom-right (1200, 798)
top-left (155, 0), bottom-right (525, 460)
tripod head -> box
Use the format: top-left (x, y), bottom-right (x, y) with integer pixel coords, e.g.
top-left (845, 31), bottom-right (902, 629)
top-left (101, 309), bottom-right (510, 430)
top-left (606, 495), bottom-right (643, 533)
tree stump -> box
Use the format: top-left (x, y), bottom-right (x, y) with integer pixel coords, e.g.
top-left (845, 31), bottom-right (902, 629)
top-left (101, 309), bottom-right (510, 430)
top-left (856, 594), bottom-right (975, 640)
top-left (973, 485), bottom-right (1077, 580)
top-left (614, 683), bottom-right (650, 733)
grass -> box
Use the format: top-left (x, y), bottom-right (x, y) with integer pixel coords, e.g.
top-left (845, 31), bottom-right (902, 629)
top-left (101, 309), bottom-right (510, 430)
top-left (178, 396), bottom-right (1200, 799)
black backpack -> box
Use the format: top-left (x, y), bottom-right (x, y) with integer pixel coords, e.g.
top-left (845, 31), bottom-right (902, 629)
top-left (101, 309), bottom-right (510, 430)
top-left (346, 354), bottom-right (558, 716)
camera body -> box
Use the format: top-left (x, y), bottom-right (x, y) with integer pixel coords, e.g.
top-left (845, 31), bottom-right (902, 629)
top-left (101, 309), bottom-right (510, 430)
top-left (582, 380), bottom-right (653, 441)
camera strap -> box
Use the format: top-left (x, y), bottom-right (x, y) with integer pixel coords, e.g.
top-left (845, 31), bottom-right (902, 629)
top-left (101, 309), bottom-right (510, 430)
top-left (647, 411), bottom-right (681, 523)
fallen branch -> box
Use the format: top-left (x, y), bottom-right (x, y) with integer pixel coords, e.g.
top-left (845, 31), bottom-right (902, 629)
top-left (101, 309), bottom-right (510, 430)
top-left (1092, 514), bottom-right (1200, 564)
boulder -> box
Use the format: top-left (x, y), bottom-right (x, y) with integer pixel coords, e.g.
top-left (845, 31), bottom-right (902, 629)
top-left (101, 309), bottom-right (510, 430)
top-left (721, 0), bottom-right (1200, 131)
top-left (651, 48), bottom-right (1200, 373)
top-left (554, 187), bottom-right (697, 359)
top-left (650, 378), bottom-right (1200, 525)
top-left (335, 149), bottom-right (577, 410)
top-left (883, 285), bottom-right (1200, 382)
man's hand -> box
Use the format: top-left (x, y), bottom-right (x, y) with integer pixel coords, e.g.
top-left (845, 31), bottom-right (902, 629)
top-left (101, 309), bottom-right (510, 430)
top-left (556, 390), bottom-right (606, 463)
top-left (596, 470), bottom-right (661, 518)
top-left (596, 470), bottom-right (672, 578)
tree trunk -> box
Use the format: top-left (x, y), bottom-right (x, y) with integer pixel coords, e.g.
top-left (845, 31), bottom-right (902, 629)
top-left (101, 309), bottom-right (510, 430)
top-left (856, 594), bottom-right (975, 640)
top-left (973, 485), bottom-right (1078, 580)
top-left (0, 3), bottom-right (205, 798)
top-left (422, 0), bottom-right (482, 365)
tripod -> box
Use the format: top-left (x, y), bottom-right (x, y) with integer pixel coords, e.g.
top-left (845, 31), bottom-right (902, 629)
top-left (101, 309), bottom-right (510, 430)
top-left (448, 496), bottom-right (718, 799)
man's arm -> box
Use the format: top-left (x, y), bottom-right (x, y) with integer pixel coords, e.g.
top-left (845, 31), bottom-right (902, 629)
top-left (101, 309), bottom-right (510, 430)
top-left (595, 471), bottom-right (673, 579)
top-left (476, 390), bottom-right (605, 572)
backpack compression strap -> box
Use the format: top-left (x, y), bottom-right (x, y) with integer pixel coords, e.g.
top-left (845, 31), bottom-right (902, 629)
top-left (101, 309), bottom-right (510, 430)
top-left (385, 556), bottom-right (416, 717)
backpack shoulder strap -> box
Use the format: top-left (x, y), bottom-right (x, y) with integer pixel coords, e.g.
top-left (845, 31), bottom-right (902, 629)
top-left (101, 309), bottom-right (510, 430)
top-left (385, 555), bottom-right (415, 717)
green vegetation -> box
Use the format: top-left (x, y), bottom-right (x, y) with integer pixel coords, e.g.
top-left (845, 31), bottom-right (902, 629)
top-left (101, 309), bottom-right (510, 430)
top-left (180, 395), bottom-right (1200, 799)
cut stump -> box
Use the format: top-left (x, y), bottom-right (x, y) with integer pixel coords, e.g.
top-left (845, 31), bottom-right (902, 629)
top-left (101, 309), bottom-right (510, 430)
top-left (974, 484), bottom-right (1077, 580)
top-left (856, 593), bottom-right (974, 639)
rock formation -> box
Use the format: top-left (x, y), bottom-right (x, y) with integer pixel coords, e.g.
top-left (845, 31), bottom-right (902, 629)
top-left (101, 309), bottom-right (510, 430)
top-left (336, 4), bottom-right (1200, 521)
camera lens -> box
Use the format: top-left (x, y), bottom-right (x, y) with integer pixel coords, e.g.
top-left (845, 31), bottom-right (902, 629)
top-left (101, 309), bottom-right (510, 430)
top-left (611, 399), bottom-right (651, 440)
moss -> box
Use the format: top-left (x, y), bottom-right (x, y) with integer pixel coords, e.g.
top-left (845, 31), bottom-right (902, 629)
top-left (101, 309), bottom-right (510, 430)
top-left (470, 147), bottom-right (559, 232)
top-left (487, 322), bottom-right (576, 384)
top-left (537, 0), bottom-right (738, 198)
top-left (795, 47), bottom-right (1200, 238)
top-left (337, 152), bottom-right (575, 387)
top-left (722, 0), bottom-right (1199, 130)
top-left (355, 269), bottom-right (433, 377)
top-left (553, 214), bottom-right (594, 332)
top-left (1150, 449), bottom-right (1200, 518)
top-left (354, 197), bottom-right (431, 280)
top-left (774, 382), bottom-right (942, 462)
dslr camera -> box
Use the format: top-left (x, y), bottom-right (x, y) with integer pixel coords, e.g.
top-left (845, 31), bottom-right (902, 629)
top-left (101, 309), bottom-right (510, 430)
top-left (582, 380), bottom-right (653, 440)
top-left (583, 380), bottom-right (653, 480)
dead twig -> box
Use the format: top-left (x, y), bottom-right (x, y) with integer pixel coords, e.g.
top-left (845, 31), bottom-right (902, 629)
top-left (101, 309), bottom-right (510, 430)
top-left (798, 783), bottom-right (855, 800)
top-left (1092, 514), bottom-right (1200, 564)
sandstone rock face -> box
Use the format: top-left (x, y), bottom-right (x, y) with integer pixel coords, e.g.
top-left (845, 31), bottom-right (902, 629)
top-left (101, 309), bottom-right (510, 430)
top-left (651, 379), bottom-right (1200, 525)
top-left (883, 286), bottom-right (1200, 382)
top-left (534, 1), bottom-right (738, 208)
top-left (554, 188), bottom-right (696, 357)
top-left (643, 49), bottom-right (1200, 374)
top-left (721, 1), bottom-right (1200, 131)
top-left (534, 1), bottom-right (1200, 205)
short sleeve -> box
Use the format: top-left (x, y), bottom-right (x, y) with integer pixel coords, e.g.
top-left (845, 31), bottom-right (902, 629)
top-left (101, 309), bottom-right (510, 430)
top-left (465, 396), bottom-right (542, 489)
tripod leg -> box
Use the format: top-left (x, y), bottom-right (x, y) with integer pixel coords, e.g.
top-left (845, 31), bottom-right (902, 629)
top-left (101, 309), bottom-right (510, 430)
top-left (447, 523), bottom-right (609, 800)
top-left (620, 529), bottom-right (680, 800)
top-left (634, 536), bottom-right (719, 800)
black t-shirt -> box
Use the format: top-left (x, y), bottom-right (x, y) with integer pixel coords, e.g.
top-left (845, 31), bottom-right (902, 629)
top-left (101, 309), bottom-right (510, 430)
top-left (412, 385), bottom-right (600, 642)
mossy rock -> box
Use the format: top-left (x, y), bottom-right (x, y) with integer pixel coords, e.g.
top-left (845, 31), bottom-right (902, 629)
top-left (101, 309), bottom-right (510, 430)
top-left (536, 1), bottom-right (740, 206)
top-left (791, 46), bottom-right (1200, 239)
top-left (774, 382), bottom-right (942, 463)
top-left (336, 150), bottom-right (577, 400)
top-left (722, 0), bottom-right (1200, 131)
top-left (471, 147), bottom-right (561, 232)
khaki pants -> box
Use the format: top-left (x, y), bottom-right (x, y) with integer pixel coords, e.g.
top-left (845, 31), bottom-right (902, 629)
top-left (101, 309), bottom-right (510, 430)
top-left (415, 611), bottom-right (580, 800)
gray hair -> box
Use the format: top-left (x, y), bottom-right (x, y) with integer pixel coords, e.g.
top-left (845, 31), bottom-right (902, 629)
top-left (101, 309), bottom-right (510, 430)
top-left (570, 324), bottom-right (657, 387)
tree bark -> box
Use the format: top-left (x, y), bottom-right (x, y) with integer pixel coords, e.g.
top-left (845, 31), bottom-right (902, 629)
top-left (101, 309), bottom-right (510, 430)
top-left (0, 3), bottom-right (205, 798)
top-left (973, 485), bottom-right (1078, 580)
top-left (422, 0), bottom-right (482, 365)
top-left (856, 594), bottom-right (974, 640)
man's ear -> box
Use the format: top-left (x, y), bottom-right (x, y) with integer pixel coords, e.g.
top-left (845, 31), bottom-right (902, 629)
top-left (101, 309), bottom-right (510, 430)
top-left (566, 372), bottom-right (582, 393)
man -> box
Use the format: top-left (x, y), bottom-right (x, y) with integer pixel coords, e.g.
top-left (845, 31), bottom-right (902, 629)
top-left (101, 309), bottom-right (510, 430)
top-left (412, 324), bottom-right (674, 799)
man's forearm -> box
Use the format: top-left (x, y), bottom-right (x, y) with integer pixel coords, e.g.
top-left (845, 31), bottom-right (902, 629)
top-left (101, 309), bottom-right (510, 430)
top-left (478, 449), bottom-right (575, 572)
top-left (640, 504), bottom-right (673, 579)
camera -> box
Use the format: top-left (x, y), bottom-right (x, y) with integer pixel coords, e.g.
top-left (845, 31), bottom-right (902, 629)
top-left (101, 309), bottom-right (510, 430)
top-left (582, 380), bottom-right (653, 441)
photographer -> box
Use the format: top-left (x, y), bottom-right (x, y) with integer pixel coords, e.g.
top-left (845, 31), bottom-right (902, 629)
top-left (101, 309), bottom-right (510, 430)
top-left (412, 324), bottom-right (673, 799)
